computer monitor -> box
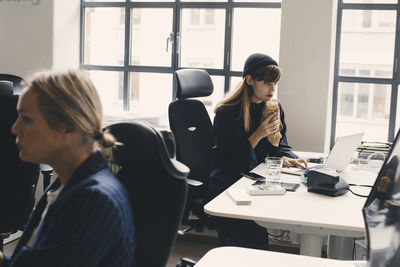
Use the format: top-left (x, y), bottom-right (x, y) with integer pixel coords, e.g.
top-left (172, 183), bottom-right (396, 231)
top-left (363, 130), bottom-right (400, 267)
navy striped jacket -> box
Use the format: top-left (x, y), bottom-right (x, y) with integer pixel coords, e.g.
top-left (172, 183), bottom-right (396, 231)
top-left (3, 152), bottom-right (136, 267)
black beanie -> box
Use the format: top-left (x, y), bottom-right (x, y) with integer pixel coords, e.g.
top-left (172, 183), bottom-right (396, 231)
top-left (242, 53), bottom-right (278, 78)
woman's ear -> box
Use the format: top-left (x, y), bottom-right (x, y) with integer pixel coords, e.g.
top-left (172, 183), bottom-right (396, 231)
top-left (245, 75), bottom-right (254, 86)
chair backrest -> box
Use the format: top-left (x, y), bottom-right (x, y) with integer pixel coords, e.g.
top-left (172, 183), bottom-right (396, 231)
top-left (0, 74), bottom-right (24, 94)
top-left (168, 69), bottom-right (215, 185)
top-left (0, 94), bottom-right (39, 234)
top-left (106, 121), bottom-right (189, 267)
top-left (0, 81), bottom-right (14, 96)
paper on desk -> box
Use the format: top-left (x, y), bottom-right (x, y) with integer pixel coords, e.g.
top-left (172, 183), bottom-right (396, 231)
top-left (226, 188), bottom-right (252, 205)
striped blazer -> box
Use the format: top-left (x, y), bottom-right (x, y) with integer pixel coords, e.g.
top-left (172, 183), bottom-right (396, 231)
top-left (3, 152), bottom-right (136, 267)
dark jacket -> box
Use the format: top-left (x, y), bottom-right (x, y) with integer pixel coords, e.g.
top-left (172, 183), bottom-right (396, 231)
top-left (208, 101), bottom-right (297, 198)
top-left (3, 152), bottom-right (136, 267)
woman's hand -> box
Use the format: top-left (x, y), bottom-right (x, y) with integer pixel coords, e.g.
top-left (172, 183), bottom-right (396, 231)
top-left (248, 112), bottom-right (280, 148)
top-left (282, 156), bottom-right (308, 169)
top-left (0, 250), bottom-right (3, 267)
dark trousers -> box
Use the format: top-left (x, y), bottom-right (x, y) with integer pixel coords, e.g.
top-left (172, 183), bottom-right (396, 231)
top-left (215, 217), bottom-right (269, 250)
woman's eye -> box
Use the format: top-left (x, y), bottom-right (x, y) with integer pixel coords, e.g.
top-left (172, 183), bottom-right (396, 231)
top-left (265, 82), bottom-right (276, 86)
top-left (21, 116), bottom-right (32, 123)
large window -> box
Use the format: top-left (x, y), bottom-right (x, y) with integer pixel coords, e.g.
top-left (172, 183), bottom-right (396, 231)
top-left (332, 0), bottom-right (400, 144)
top-left (80, 0), bottom-right (281, 127)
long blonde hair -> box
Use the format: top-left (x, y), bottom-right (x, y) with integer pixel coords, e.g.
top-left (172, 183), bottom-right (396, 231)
top-left (23, 69), bottom-right (116, 156)
top-left (214, 65), bottom-right (282, 132)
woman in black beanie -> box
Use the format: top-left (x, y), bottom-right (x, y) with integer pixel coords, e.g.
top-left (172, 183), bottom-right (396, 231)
top-left (208, 53), bottom-right (307, 250)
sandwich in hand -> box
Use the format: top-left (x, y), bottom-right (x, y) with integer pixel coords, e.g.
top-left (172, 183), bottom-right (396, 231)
top-left (263, 100), bottom-right (283, 147)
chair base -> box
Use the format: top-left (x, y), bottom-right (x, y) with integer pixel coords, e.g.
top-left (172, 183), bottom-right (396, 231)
top-left (176, 257), bottom-right (197, 267)
top-left (180, 216), bottom-right (215, 235)
top-left (0, 232), bottom-right (11, 252)
top-left (178, 225), bottom-right (195, 236)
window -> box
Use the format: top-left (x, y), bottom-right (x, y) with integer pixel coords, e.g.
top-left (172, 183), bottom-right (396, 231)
top-left (332, 0), bottom-right (400, 144)
top-left (81, 0), bottom-right (281, 127)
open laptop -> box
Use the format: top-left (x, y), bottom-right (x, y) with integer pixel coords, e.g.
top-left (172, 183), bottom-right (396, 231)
top-left (281, 132), bottom-right (364, 176)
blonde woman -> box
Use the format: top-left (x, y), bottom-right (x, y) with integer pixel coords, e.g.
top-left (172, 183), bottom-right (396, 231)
top-left (0, 70), bottom-right (135, 267)
top-left (208, 53), bottom-right (306, 250)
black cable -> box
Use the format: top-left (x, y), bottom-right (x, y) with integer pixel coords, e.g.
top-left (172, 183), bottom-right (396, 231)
top-left (348, 187), bottom-right (369, 198)
top-left (348, 183), bottom-right (373, 188)
top-left (267, 230), bottom-right (288, 238)
top-left (347, 184), bottom-right (371, 197)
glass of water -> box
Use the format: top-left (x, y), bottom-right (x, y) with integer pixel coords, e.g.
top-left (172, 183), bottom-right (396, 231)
top-left (265, 157), bottom-right (283, 184)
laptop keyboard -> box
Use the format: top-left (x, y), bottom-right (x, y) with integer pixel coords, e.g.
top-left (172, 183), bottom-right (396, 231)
top-left (281, 163), bottom-right (322, 176)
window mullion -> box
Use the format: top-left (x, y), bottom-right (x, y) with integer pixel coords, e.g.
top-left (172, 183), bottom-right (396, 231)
top-left (388, 5), bottom-right (400, 140)
top-left (79, 0), bottom-right (85, 67)
top-left (173, 1), bottom-right (180, 71)
top-left (331, 1), bottom-right (343, 148)
top-left (223, 3), bottom-right (232, 94)
top-left (124, 3), bottom-right (131, 111)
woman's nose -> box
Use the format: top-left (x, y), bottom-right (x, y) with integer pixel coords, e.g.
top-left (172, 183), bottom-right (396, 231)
top-left (11, 119), bottom-right (20, 136)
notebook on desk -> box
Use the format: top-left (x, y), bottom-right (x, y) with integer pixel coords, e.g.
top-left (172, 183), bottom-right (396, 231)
top-left (281, 132), bottom-right (364, 176)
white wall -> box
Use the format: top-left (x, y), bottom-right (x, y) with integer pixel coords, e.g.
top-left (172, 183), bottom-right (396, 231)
top-left (0, 0), bottom-right (80, 79)
top-left (279, 0), bottom-right (337, 153)
top-left (52, 0), bottom-right (80, 71)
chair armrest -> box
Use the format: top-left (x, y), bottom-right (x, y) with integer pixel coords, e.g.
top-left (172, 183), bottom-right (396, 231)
top-left (187, 178), bottom-right (203, 187)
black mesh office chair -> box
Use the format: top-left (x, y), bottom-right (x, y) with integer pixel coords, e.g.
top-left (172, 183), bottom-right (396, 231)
top-left (0, 94), bottom-right (40, 251)
top-left (0, 74), bottom-right (24, 94)
top-left (106, 121), bottom-right (189, 267)
top-left (1, 74), bottom-right (54, 191)
top-left (168, 69), bottom-right (216, 234)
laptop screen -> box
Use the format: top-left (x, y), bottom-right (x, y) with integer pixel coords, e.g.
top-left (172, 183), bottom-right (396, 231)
top-left (363, 130), bottom-right (400, 267)
top-left (324, 132), bottom-right (364, 171)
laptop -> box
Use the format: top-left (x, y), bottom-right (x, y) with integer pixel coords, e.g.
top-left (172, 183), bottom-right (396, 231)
top-left (281, 132), bottom-right (364, 176)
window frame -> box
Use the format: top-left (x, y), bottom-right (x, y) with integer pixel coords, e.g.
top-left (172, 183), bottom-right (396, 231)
top-left (331, 0), bottom-right (400, 146)
top-left (79, 0), bottom-right (281, 113)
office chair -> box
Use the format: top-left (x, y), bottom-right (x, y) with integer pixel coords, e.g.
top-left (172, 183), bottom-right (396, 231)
top-left (0, 94), bottom-right (40, 251)
top-left (168, 69), bottom-right (216, 235)
top-left (0, 81), bottom-right (14, 96)
top-left (0, 74), bottom-right (24, 94)
top-left (0, 78), bottom-right (51, 191)
top-left (106, 121), bottom-right (189, 267)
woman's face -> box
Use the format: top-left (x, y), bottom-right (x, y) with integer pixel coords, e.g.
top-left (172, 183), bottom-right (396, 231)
top-left (247, 76), bottom-right (277, 103)
top-left (12, 89), bottom-right (67, 164)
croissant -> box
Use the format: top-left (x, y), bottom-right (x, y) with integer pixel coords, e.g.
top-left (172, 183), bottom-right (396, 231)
top-left (263, 101), bottom-right (283, 147)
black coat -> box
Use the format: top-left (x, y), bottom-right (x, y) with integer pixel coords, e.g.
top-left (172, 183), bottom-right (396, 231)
top-left (208, 101), bottom-right (297, 199)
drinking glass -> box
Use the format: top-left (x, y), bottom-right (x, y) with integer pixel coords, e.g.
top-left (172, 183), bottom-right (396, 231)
top-left (265, 157), bottom-right (283, 184)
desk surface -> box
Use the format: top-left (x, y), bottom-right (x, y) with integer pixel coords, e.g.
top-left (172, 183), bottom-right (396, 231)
top-left (204, 152), bottom-right (378, 237)
top-left (194, 247), bottom-right (366, 267)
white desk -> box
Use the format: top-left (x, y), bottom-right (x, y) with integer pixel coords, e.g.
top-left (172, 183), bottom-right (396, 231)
top-left (204, 152), bottom-right (378, 258)
top-left (194, 247), bottom-right (367, 267)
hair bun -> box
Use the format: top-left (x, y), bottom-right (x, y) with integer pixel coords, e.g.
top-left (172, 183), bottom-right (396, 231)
top-left (94, 132), bottom-right (103, 141)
